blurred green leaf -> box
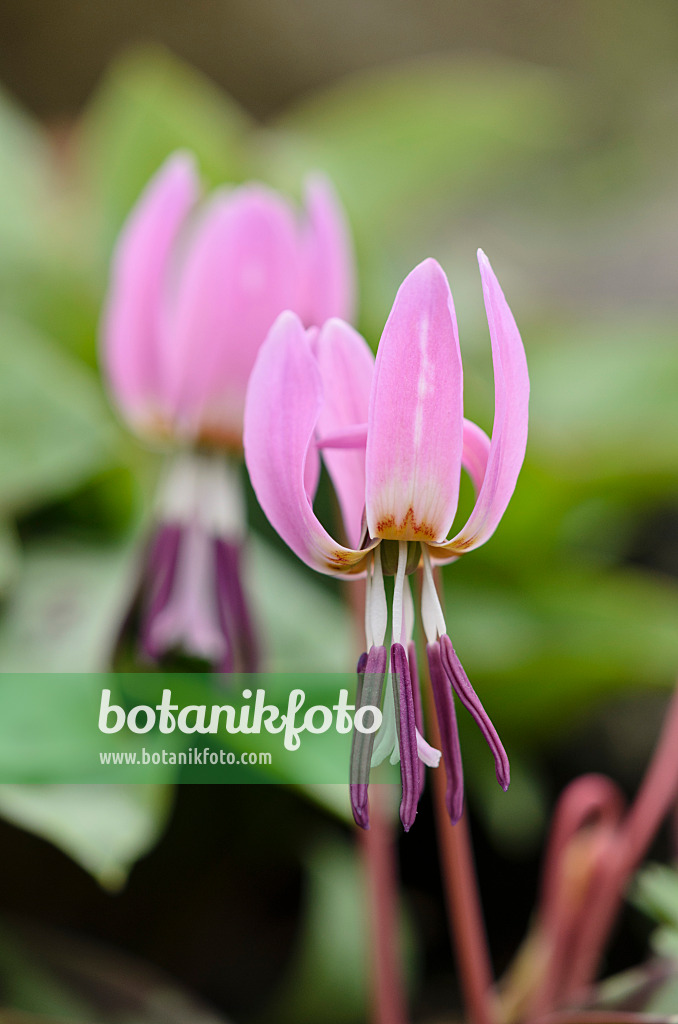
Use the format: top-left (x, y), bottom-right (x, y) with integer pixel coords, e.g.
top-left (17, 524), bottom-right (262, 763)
top-left (631, 863), bottom-right (678, 931)
top-left (0, 919), bottom-right (231, 1021)
top-left (0, 86), bottom-right (53, 264)
top-left (0, 537), bottom-right (139, 672)
top-left (0, 785), bottom-right (171, 890)
top-left (249, 536), bottom-right (353, 674)
top-left (276, 57), bottom-right (580, 228)
top-left (79, 46), bottom-right (254, 255)
top-left (271, 57), bottom-right (582, 337)
top-left (529, 317), bottom-right (678, 483)
top-left (0, 315), bottom-right (116, 516)
top-left (446, 565), bottom-right (678, 745)
top-left (269, 839), bottom-right (369, 1024)
top-left (0, 523), bottom-right (20, 598)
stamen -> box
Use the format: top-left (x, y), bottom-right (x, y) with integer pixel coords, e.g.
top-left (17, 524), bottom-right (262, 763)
top-left (350, 645), bottom-right (387, 829)
top-left (371, 668), bottom-right (398, 767)
top-left (403, 577), bottom-right (415, 644)
top-left (364, 552), bottom-right (374, 650)
top-left (214, 539), bottom-right (259, 672)
top-left (427, 641), bottom-right (464, 823)
top-left (392, 643), bottom-right (420, 831)
top-left (440, 634), bottom-right (510, 791)
top-left (407, 641), bottom-right (441, 793)
top-left (421, 546), bottom-right (446, 643)
top-left (391, 540), bottom-right (408, 647)
top-left (140, 524), bottom-right (182, 660)
top-left (198, 454), bottom-right (247, 540)
top-left (149, 520), bottom-right (226, 663)
top-left (370, 545), bottom-right (388, 647)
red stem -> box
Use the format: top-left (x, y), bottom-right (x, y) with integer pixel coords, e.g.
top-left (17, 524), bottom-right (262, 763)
top-left (558, 686), bottom-right (678, 1002)
top-left (358, 789), bottom-right (409, 1024)
top-left (428, 711), bottom-right (497, 1024)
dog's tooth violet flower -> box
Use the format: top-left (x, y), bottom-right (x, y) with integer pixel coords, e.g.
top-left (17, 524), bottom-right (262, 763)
top-left (101, 151), bottom-right (355, 670)
top-left (244, 254), bottom-right (528, 828)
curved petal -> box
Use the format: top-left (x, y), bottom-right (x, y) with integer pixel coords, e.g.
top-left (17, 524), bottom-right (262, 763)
top-left (101, 152), bottom-right (198, 430)
top-left (243, 311), bottom-right (371, 576)
top-left (166, 185), bottom-right (302, 443)
top-left (315, 318), bottom-right (374, 547)
top-left (427, 419), bottom-right (491, 566)
top-left (432, 251), bottom-right (529, 557)
top-left (301, 174), bottom-right (356, 326)
top-left (461, 418), bottom-right (490, 495)
top-left (365, 259), bottom-right (464, 543)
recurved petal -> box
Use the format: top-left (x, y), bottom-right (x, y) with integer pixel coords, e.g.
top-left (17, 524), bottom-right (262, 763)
top-left (315, 318), bottom-right (374, 547)
top-left (302, 174), bottom-right (356, 326)
top-left (166, 185), bottom-right (301, 442)
top-left (427, 419), bottom-right (490, 566)
top-left (101, 152), bottom-right (198, 430)
top-left (435, 251), bottom-right (529, 556)
top-left (365, 259), bottom-right (464, 544)
top-left (243, 311), bottom-right (371, 576)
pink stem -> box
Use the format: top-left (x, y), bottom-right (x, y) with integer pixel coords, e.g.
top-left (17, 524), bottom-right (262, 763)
top-left (428, 708), bottom-right (497, 1024)
top-left (560, 685), bottom-right (678, 1001)
top-left (358, 789), bottom-right (409, 1024)
top-left (527, 776), bottom-right (626, 1019)
top-left (349, 577), bottom-right (409, 1024)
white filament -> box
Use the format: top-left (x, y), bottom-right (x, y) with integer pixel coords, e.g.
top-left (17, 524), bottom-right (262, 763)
top-left (421, 546), bottom-right (446, 643)
top-left (403, 574), bottom-right (415, 644)
top-left (391, 541), bottom-right (408, 647)
top-left (369, 544), bottom-right (388, 647)
top-left (364, 553), bottom-right (374, 650)
top-left (157, 452), bottom-right (245, 540)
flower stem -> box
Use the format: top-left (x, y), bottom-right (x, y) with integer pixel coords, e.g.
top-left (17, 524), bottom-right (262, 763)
top-left (561, 685), bottom-right (678, 1000)
top-left (428, 709), bottom-right (498, 1024)
top-left (349, 577), bottom-right (409, 1024)
top-left (358, 787), bottom-right (409, 1024)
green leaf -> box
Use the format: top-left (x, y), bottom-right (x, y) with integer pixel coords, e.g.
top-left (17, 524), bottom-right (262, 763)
top-left (0, 85), bottom-right (53, 265)
top-left (0, 919), bottom-right (231, 1021)
top-left (528, 317), bottom-right (678, 484)
top-left (269, 839), bottom-right (369, 1024)
top-left (0, 536), bottom-right (140, 673)
top-left (444, 565), bottom-right (678, 745)
top-left (0, 785), bottom-right (171, 890)
top-left (0, 522), bottom-right (20, 597)
top-left (78, 46), bottom-right (254, 254)
top-left (249, 536), bottom-right (353, 673)
top-left (276, 57), bottom-right (579, 228)
top-left (631, 863), bottom-right (678, 932)
top-left (0, 315), bottom-right (116, 516)
top-left (271, 57), bottom-right (581, 338)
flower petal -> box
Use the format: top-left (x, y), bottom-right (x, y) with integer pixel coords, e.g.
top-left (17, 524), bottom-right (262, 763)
top-left (301, 173), bottom-right (356, 325)
top-left (315, 319), bottom-right (374, 547)
top-left (433, 251), bottom-right (529, 557)
top-left (365, 259), bottom-right (464, 543)
top-left (166, 185), bottom-right (301, 444)
top-left (101, 152), bottom-right (198, 430)
top-left (461, 418), bottom-right (491, 496)
top-left (243, 311), bottom-right (371, 576)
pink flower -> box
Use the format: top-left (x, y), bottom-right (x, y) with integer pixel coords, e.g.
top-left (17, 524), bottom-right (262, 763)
top-left (102, 152), bottom-right (355, 448)
top-left (244, 255), bottom-right (529, 828)
top-left (100, 152), bottom-right (355, 671)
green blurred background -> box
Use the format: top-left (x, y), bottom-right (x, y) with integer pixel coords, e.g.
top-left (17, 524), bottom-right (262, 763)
top-left (0, 2), bottom-right (678, 1022)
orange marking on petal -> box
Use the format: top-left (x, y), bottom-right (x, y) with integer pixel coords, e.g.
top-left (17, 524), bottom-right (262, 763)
top-left (375, 507), bottom-right (437, 541)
